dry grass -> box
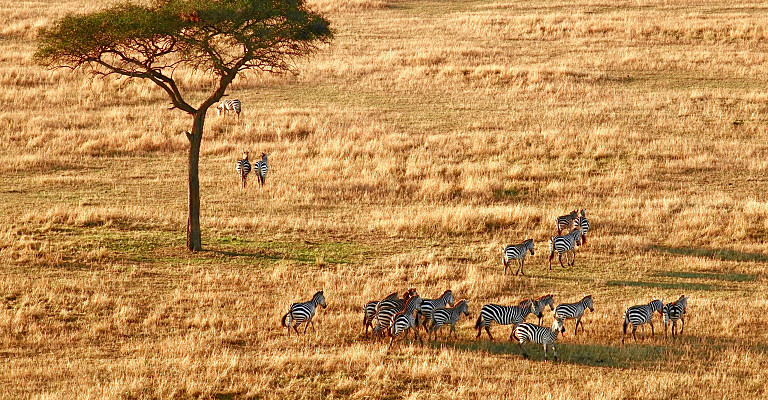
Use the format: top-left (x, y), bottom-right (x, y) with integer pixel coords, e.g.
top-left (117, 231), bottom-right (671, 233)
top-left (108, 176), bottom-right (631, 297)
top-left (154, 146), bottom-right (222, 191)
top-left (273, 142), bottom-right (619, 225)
top-left (1, 0), bottom-right (768, 398)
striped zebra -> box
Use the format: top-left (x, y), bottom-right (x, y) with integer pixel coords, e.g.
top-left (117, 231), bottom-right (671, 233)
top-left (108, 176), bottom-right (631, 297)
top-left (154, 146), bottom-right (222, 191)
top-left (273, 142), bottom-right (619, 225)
top-left (362, 292), bottom-right (399, 336)
top-left (622, 299), bottom-right (664, 344)
top-left (417, 290), bottom-right (455, 333)
top-left (253, 152), bottom-right (269, 188)
top-left (554, 295), bottom-right (594, 336)
top-left (520, 294), bottom-right (555, 325)
top-left (372, 291), bottom-right (419, 338)
top-left (663, 295), bottom-right (688, 338)
top-left (217, 99), bottom-right (241, 118)
top-left (235, 150), bottom-right (251, 189)
top-left (475, 299), bottom-right (543, 341)
top-left (576, 209), bottom-right (590, 245)
top-left (377, 288), bottom-right (418, 312)
top-left (387, 296), bottom-right (424, 349)
top-left (556, 210), bottom-right (579, 234)
top-left (548, 228), bottom-right (582, 270)
top-left (513, 319), bottom-right (565, 362)
top-left (281, 291), bottom-right (327, 335)
top-left (428, 299), bottom-right (470, 341)
top-left (503, 239), bottom-right (535, 275)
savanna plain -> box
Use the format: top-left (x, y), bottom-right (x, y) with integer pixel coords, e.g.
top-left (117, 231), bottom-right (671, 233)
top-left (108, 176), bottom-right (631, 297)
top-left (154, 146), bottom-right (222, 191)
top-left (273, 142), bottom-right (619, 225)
top-left (2, 0), bottom-right (768, 399)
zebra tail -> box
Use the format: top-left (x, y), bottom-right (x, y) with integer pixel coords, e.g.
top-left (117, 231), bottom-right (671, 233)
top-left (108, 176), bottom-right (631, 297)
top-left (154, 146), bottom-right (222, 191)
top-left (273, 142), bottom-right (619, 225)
top-left (474, 315), bottom-right (483, 330)
top-left (281, 313), bottom-right (290, 328)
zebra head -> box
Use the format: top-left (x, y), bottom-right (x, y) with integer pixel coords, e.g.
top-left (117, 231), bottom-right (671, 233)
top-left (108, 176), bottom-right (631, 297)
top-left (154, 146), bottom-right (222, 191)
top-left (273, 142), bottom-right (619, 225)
top-left (583, 295), bottom-right (594, 312)
top-left (403, 288), bottom-right (418, 299)
top-left (457, 299), bottom-right (470, 316)
top-left (537, 294), bottom-right (555, 311)
top-left (261, 152), bottom-right (269, 163)
top-left (313, 291), bottom-right (326, 309)
top-left (650, 299), bottom-right (664, 314)
top-left (216, 102), bottom-right (225, 115)
top-left (552, 318), bottom-right (565, 335)
top-left (580, 208), bottom-right (587, 218)
top-left (522, 298), bottom-right (544, 319)
top-left (525, 239), bottom-right (535, 256)
top-left (242, 150), bottom-right (249, 160)
top-left (442, 290), bottom-right (455, 307)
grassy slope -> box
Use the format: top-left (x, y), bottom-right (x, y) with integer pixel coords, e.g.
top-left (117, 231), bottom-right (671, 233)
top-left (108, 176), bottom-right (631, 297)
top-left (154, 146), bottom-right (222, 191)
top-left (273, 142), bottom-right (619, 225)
top-left (1, 0), bottom-right (768, 398)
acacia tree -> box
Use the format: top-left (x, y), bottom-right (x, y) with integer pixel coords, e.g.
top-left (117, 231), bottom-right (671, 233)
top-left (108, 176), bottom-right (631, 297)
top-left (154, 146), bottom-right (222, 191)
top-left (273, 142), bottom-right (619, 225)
top-left (35, 0), bottom-right (332, 251)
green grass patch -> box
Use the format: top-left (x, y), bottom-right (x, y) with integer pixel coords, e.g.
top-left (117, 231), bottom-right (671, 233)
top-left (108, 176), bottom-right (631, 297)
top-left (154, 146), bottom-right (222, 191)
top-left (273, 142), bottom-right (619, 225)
top-left (607, 280), bottom-right (722, 291)
top-left (655, 270), bottom-right (757, 282)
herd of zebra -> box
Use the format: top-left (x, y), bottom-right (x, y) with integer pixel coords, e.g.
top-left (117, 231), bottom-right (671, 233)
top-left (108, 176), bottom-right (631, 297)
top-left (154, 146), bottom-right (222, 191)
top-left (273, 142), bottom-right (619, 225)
top-left (279, 209), bottom-right (691, 361)
top-left (281, 289), bottom-right (689, 361)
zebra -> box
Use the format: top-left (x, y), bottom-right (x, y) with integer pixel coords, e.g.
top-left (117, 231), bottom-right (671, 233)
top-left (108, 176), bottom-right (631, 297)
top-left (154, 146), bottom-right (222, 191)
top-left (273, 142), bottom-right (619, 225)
top-left (475, 299), bottom-right (543, 341)
top-left (576, 209), bottom-right (590, 245)
top-left (372, 291), bottom-right (419, 338)
top-left (363, 291), bottom-right (399, 336)
top-left (235, 150), bottom-right (251, 189)
top-left (503, 239), bottom-right (535, 275)
top-left (216, 99), bottom-right (241, 118)
top-left (377, 288), bottom-right (417, 312)
top-left (428, 299), bottom-right (470, 341)
top-left (417, 290), bottom-right (455, 333)
top-left (253, 152), bottom-right (269, 188)
top-left (556, 210), bottom-right (579, 234)
top-left (554, 295), bottom-right (594, 336)
top-left (548, 228), bottom-right (582, 270)
top-left (513, 319), bottom-right (565, 362)
top-left (663, 295), bottom-right (688, 338)
top-left (387, 296), bottom-right (424, 349)
top-left (519, 294), bottom-right (555, 325)
top-left (281, 291), bottom-right (327, 335)
top-left (621, 299), bottom-right (664, 344)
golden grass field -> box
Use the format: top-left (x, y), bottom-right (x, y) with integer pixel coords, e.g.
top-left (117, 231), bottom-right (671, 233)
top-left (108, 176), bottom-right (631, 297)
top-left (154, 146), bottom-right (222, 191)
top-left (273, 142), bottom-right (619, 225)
top-left (2, 0), bottom-right (768, 398)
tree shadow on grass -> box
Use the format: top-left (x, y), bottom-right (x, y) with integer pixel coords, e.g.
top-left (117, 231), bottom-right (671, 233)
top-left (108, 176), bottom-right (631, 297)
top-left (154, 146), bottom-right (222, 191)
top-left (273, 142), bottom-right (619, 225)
top-left (654, 270), bottom-right (757, 282)
top-left (606, 280), bottom-right (724, 291)
top-left (428, 340), bottom-right (670, 368)
top-left (649, 245), bottom-right (768, 263)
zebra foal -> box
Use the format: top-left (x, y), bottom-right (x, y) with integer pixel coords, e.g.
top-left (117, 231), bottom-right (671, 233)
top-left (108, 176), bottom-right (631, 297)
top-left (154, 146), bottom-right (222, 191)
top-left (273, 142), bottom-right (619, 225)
top-left (514, 319), bottom-right (565, 362)
top-left (556, 210), bottom-right (578, 234)
top-left (281, 291), bottom-right (327, 336)
top-left (503, 239), bottom-right (535, 275)
top-left (622, 299), bottom-right (664, 344)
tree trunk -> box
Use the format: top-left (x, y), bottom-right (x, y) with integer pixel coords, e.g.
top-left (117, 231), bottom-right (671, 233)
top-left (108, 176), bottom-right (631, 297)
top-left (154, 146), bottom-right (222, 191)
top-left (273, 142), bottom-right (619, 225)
top-left (186, 112), bottom-right (205, 252)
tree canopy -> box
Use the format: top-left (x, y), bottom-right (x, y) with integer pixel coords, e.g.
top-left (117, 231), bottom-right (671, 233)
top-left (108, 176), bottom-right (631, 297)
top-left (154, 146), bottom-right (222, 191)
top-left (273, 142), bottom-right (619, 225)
top-left (36, 0), bottom-right (332, 114)
top-left (36, 0), bottom-right (333, 251)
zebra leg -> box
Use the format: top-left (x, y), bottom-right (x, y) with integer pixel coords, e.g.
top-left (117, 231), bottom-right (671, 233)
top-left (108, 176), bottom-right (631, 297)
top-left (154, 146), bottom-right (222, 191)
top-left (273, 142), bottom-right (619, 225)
top-left (303, 321), bottom-right (310, 334)
top-left (632, 325), bottom-right (638, 342)
top-left (485, 326), bottom-right (494, 341)
top-left (548, 251), bottom-right (555, 270)
top-left (518, 342), bottom-right (529, 359)
top-left (574, 317), bottom-right (581, 336)
top-left (650, 321), bottom-right (655, 337)
top-left (293, 322), bottom-right (301, 336)
top-left (517, 259), bottom-right (524, 276)
top-left (552, 343), bottom-right (558, 362)
top-left (543, 343), bottom-right (548, 361)
top-left (622, 321), bottom-right (628, 344)
top-left (680, 317), bottom-right (685, 335)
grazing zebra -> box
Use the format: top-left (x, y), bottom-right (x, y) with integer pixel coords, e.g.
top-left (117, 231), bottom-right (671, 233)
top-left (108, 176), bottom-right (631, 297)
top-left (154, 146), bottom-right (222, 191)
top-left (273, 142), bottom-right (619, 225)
top-left (235, 150), bottom-right (251, 189)
top-left (503, 239), bottom-right (535, 275)
top-left (387, 296), bottom-right (424, 349)
top-left (519, 294), bottom-right (555, 325)
top-left (556, 210), bottom-right (579, 234)
top-left (253, 152), bottom-right (269, 187)
top-left (363, 292), bottom-right (399, 335)
top-left (281, 291), bottom-right (327, 335)
top-left (622, 299), bottom-right (664, 344)
top-left (576, 209), bottom-right (590, 245)
top-left (513, 319), bottom-right (565, 362)
top-left (663, 295), bottom-right (688, 338)
top-left (428, 299), bottom-right (470, 341)
top-left (417, 290), bottom-right (455, 333)
top-left (554, 295), bottom-right (594, 336)
top-left (475, 299), bottom-right (543, 341)
top-left (217, 99), bottom-right (242, 118)
top-left (548, 228), bottom-right (582, 270)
